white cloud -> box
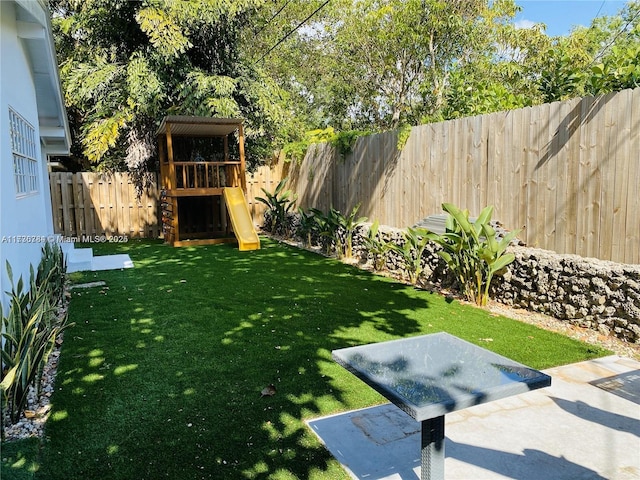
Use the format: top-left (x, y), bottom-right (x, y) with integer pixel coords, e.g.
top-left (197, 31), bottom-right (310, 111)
top-left (514, 19), bottom-right (538, 29)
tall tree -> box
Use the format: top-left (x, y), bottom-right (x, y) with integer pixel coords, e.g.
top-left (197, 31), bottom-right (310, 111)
top-left (53, 0), bottom-right (639, 175)
top-left (51, 0), bottom-right (292, 186)
top-left (251, 0), bottom-right (549, 131)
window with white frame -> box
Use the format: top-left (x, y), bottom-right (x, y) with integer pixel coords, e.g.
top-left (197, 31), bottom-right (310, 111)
top-left (9, 108), bottom-right (39, 196)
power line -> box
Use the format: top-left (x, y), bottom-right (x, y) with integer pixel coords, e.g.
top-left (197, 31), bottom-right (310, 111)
top-left (588, 5), bottom-right (640, 67)
top-left (254, 0), bottom-right (293, 36)
top-left (593, 0), bottom-right (607, 19)
top-left (255, 0), bottom-right (331, 64)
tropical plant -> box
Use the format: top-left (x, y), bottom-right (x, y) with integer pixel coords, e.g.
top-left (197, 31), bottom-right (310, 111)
top-left (308, 205), bottom-right (367, 259)
top-left (336, 204), bottom-right (368, 259)
top-left (1, 243), bottom-right (70, 426)
top-left (389, 227), bottom-right (431, 285)
top-left (1, 265), bottom-right (69, 424)
top-left (425, 203), bottom-right (520, 306)
top-left (296, 207), bottom-right (317, 248)
top-left (36, 241), bottom-right (67, 307)
top-left (361, 220), bottom-right (392, 271)
top-left (256, 177), bottom-right (297, 235)
top-left (308, 208), bottom-right (340, 256)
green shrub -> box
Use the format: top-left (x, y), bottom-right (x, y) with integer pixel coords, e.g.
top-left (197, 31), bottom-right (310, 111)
top-left (389, 227), bottom-right (431, 285)
top-left (361, 220), bottom-right (392, 271)
top-left (308, 205), bottom-right (367, 259)
top-left (426, 203), bottom-right (520, 306)
top-left (308, 207), bottom-right (339, 255)
top-left (283, 127), bottom-right (371, 163)
top-left (336, 204), bottom-right (367, 259)
top-left (1, 243), bottom-right (70, 426)
top-left (330, 130), bottom-right (370, 159)
top-left (256, 177), bottom-right (297, 236)
top-left (296, 207), bottom-right (316, 248)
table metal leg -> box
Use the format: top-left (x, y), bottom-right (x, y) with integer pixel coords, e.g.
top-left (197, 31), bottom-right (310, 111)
top-left (420, 415), bottom-right (445, 480)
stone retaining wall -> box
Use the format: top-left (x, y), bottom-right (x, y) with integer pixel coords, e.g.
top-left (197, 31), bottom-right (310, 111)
top-left (491, 247), bottom-right (640, 343)
top-left (353, 224), bottom-right (640, 344)
top-left (266, 216), bottom-right (640, 344)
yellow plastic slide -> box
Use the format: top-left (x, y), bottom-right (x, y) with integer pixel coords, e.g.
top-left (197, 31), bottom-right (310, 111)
top-left (223, 187), bottom-right (260, 251)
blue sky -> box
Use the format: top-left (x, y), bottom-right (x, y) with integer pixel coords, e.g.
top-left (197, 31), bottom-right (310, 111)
top-left (514, 0), bottom-right (629, 36)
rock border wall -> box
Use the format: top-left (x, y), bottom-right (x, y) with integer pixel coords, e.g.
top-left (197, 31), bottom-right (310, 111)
top-left (351, 223), bottom-right (640, 344)
top-left (272, 213), bottom-right (640, 344)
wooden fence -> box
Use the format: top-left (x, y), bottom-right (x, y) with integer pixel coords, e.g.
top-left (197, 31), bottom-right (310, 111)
top-left (49, 88), bottom-right (639, 263)
top-left (285, 88), bottom-right (640, 264)
top-left (245, 159), bottom-right (286, 222)
top-left (49, 162), bottom-right (284, 240)
top-left (50, 172), bottom-right (161, 238)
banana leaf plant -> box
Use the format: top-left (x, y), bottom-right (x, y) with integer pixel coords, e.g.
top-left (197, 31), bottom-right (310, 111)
top-left (309, 208), bottom-right (341, 256)
top-left (426, 203), bottom-right (520, 306)
top-left (362, 220), bottom-right (392, 271)
top-left (336, 203), bottom-right (367, 259)
top-left (296, 207), bottom-right (316, 247)
top-left (389, 227), bottom-right (431, 285)
top-left (256, 177), bottom-right (297, 235)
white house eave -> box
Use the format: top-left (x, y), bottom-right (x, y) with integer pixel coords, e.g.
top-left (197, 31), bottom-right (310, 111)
top-left (15, 0), bottom-right (71, 155)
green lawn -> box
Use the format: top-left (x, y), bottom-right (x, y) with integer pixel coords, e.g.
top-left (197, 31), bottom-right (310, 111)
top-left (2, 238), bottom-right (609, 479)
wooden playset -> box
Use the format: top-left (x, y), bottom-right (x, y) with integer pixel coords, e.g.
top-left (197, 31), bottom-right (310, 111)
top-left (156, 115), bottom-right (260, 250)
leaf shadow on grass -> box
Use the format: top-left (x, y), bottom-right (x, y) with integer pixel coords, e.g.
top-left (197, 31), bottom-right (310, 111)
top-left (36, 239), bottom-right (441, 480)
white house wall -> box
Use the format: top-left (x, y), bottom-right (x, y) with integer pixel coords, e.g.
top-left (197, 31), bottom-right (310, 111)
top-left (0, 0), bottom-right (59, 308)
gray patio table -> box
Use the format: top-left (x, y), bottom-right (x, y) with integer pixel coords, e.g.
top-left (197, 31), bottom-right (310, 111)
top-left (332, 332), bottom-right (552, 480)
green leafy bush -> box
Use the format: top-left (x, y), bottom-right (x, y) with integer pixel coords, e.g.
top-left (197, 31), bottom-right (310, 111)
top-left (283, 128), bottom-right (371, 163)
top-left (296, 207), bottom-right (318, 248)
top-left (426, 203), bottom-right (520, 306)
top-left (361, 220), bottom-right (392, 271)
top-left (1, 243), bottom-right (70, 426)
top-left (330, 130), bottom-right (370, 159)
top-left (389, 227), bottom-right (431, 285)
top-left (308, 205), bottom-right (367, 259)
top-left (308, 208), bottom-right (339, 255)
top-left (256, 177), bottom-right (297, 236)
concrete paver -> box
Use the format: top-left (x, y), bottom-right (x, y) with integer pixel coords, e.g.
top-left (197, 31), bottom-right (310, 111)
top-left (307, 356), bottom-right (640, 479)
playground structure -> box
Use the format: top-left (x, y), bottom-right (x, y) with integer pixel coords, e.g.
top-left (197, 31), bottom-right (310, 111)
top-left (156, 115), bottom-right (260, 249)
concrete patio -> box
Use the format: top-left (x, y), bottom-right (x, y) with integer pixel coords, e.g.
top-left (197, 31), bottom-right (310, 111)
top-left (308, 355), bottom-right (640, 480)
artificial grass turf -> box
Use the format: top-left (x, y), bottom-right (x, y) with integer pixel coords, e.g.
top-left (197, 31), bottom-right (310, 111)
top-left (4, 238), bottom-right (609, 480)
top-left (0, 438), bottom-right (40, 479)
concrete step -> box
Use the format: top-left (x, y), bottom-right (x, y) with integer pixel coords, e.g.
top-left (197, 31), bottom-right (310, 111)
top-left (66, 247), bottom-right (93, 273)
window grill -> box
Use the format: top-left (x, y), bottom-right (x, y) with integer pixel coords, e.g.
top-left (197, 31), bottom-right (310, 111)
top-left (9, 107), bottom-right (38, 196)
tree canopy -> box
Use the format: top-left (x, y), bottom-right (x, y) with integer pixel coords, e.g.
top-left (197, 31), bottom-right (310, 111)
top-left (51, 0), bottom-right (640, 181)
top-left (51, 0), bottom-right (291, 182)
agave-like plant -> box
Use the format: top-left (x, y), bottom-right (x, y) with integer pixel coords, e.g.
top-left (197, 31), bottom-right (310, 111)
top-left (1, 263), bottom-right (68, 423)
top-left (256, 177), bottom-right (297, 236)
top-left (362, 220), bottom-right (392, 271)
top-left (37, 241), bottom-right (67, 307)
top-left (426, 203), bottom-right (520, 306)
top-left (1, 244), bottom-right (71, 426)
top-left (389, 227), bottom-right (430, 284)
